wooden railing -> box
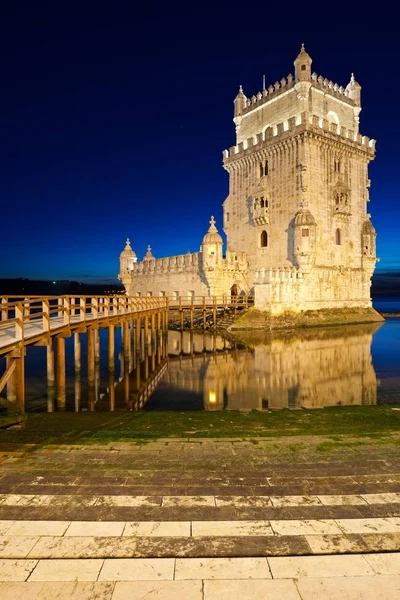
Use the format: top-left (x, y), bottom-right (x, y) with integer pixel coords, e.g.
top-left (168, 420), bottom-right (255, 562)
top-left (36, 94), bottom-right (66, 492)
top-left (166, 295), bottom-right (254, 309)
top-left (0, 295), bottom-right (167, 351)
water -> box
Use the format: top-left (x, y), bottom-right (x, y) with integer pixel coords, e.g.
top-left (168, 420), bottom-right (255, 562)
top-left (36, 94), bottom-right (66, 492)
top-left (372, 294), bottom-right (400, 314)
top-left (1, 315), bottom-right (399, 412)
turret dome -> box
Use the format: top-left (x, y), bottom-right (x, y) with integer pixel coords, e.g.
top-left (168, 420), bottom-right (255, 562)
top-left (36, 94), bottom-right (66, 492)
top-left (294, 208), bottom-right (316, 227)
top-left (202, 216), bottom-right (223, 245)
top-left (119, 238), bottom-right (137, 260)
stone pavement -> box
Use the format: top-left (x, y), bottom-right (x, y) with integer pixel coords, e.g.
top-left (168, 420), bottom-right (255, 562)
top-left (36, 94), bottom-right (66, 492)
top-left (0, 437), bottom-right (399, 597)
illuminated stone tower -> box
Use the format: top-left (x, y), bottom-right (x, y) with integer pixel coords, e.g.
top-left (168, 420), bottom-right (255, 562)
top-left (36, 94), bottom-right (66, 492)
top-left (223, 44), bottom-right (378, 313)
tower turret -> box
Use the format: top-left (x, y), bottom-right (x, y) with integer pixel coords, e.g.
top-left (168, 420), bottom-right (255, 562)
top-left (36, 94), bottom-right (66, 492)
top-left (293, 208), bottom-right (317, 273)
top-left (346, 73), bottom-right (361, 106)
top-left (294, 43), bottom-right (312, 82)
top-left (362, 218), bottom-right (377, 260)
top-left (201, 216), bottom-right (223, 268)
top-left (118, 238), bottom-right (137, 292)
top-left (143, 245), bottom-right (154, 261)
top-left (233, 85), bottom-right (246, 134)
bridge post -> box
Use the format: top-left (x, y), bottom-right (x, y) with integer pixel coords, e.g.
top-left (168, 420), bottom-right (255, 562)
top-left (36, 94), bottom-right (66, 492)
top-left (87, 328), bottom-right (95, 391)
top-left (74, 333), bottom-right (81, 372)
top-left (74, 370), bottom-right (81, 413)
top-left (56, 336), bottom-right (66, 410)
top-left (47, 340), bottom-right (55, 411)
top-left (5, 356), bottom-right (16, 403)
top-left (180, 310), bottom-right (184, 332)
top-left (108, 324), bottom-right (115, 372)
top-left (213, 296), bottom-right (217, 330)
top-left (94, 329), bottom-right (100, 364)
top-left (123, 321), bottom-right (130, 363)
top-left (202, 296), bottom-right (206, 331)
top-left (135, 318), bottom-right (141, 356)
top-left (108, 370), bottom-right (115, 411)
top-left (144, 315), bottom-right (149, 348)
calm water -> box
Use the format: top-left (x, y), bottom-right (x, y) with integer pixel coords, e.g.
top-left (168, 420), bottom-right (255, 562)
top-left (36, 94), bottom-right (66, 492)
top-left (1, 312), bottom-right (399, 413)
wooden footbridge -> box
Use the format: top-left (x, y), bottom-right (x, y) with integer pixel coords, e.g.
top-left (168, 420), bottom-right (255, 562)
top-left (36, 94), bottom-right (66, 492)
top-left (0, 294), bottom-right (252, 408)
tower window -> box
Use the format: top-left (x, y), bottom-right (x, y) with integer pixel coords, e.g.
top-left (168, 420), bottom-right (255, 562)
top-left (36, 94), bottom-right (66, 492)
top-left (260, 197), bottom-right (265, 208)
top-left (259, 162), bottom-right (263, 177)
top-left (335, 228), bottom-right (342, 246)
top-left (264, 160), bottom-right (269, 176)
top-left (301, 65), bottom-right (306, 71)
top-left (302, 228), bottom-right (309, 237)
top-left (261, 230), bottom-right (268, 247)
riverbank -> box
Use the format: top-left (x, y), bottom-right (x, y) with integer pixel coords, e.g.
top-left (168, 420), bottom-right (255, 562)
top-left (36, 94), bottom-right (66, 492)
top-left (0, 406), bottom-right (399, 446)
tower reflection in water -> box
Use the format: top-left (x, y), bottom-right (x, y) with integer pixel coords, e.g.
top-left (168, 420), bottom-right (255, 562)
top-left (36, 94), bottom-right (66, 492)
top-left (148, 323), bottom-right (381, 411)
top-left (62, 323), bottom-right (381, 412)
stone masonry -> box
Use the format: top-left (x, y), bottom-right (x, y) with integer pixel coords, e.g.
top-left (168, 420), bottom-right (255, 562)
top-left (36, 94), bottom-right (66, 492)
top-left (119, 45), bottom-right (378, 315)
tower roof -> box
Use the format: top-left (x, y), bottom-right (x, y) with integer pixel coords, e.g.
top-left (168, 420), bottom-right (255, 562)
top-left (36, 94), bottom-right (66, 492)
top-left (120, 238), bottom-right (136, 258)
top-left (294, 208), bottom-right (316, 227)
top-left (143, 244), bottom-right (154, 260)
top-left (294, 43), bottom-right (312, 64)
top-left (202, 216), bottom-right (223, 245)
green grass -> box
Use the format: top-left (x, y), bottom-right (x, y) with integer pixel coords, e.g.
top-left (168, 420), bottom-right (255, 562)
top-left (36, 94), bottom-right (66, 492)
top-left (0, 405), bottom-right (399, 447)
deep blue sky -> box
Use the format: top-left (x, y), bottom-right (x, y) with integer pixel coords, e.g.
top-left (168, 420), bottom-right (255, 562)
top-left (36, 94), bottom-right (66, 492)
top-left (1, 4), bottom-right (399, 280)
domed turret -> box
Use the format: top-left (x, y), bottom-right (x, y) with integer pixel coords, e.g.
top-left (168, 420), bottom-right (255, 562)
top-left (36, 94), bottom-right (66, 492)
top-left (234, 85), bottom-right (246, 118)
top-left (119, 238), bottom-right (137, 272)
top-left (346, 73), bottom-right (361, 106)
top-left (294, 43), bottom-right (312, 82)
top-left (362, 218), bottom-right (376, 259)
top-left (143, 244), bottom-right (154, 261)
top-left (201, 216), bottom-right (223, 269)
top-left (293, 207), bottom-right (317, 272)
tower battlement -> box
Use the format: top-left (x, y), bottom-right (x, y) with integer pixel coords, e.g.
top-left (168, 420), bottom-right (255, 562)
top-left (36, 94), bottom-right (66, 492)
top-left (223, 112), bottom-right (375, 163)
top-left (240, 71), bottom-right (356, 119)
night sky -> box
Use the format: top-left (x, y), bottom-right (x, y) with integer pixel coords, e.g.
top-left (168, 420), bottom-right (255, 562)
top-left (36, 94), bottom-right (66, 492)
top-left (1, 4), bottom-right (399, 281)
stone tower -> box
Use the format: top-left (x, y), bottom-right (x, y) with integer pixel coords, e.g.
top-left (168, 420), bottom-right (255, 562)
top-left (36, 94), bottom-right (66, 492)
top-left (223, 44), bottom-right (378, 313)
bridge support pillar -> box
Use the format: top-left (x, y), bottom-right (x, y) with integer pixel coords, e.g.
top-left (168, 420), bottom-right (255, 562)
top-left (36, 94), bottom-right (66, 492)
top-left (108, 324), bottom-right (114, 372)
top-left (6, 356), bottom-right (16, 403)
top-left (144, 316), bottom-right (149, 347)
top-left (74, 333), bottom-right (81, 372)
top-left (56, 336), bottom-right (66, 410)
top-left (135, 318), bottom-right (141, 355)
top-left (87, 328), bottom-right (95, 411)
top-left (6, 346), bottom-right (25, 409)
top-left (46, 341), bottom-right (55, 411)
top-left (94, 329), bottom-right (100, 364)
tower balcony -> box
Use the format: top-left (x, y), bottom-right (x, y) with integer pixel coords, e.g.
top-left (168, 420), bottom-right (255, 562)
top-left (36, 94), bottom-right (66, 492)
top-left (252, 206), bottom-right (270, 225)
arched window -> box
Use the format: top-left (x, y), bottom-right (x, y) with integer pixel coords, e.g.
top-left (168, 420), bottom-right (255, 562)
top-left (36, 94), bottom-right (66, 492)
top-left (335, 228), bottom-right (341, 246)
top-left (261, 230), bottom-right (268, 247)
top-left (264, 160), bottom-right (269, 176)
top-left (259, 162), bottom-right (263, 178)
top-left (260, 197), bottom-right (265, 208)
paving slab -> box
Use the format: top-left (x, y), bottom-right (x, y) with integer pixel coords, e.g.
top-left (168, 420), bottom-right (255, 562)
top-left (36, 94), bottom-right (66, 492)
top-left (28, 558), bottom-right (103, 581)
top-left (0, 581), bottom-right (115, 600)
top-left (112, 580), bottom-right (203, 599)
top-left (123, 521), bottom-right (190, 537)
top-left (203, 578), bottom-right (301, 600)
top-left (363, 552), bottom-right (400, 575)
top-left (6, 521), bottom-right (69, 536)
top-left (99, 558), bottom-right (175, 581)
top-left (296, 574), bottom-right (400, 600)
top-left (268, 554), bottom-right (374, 579)
top-left (0, 559), bottom-right (38, 582)
top-left (175, 557), bottom-right (270, 580)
